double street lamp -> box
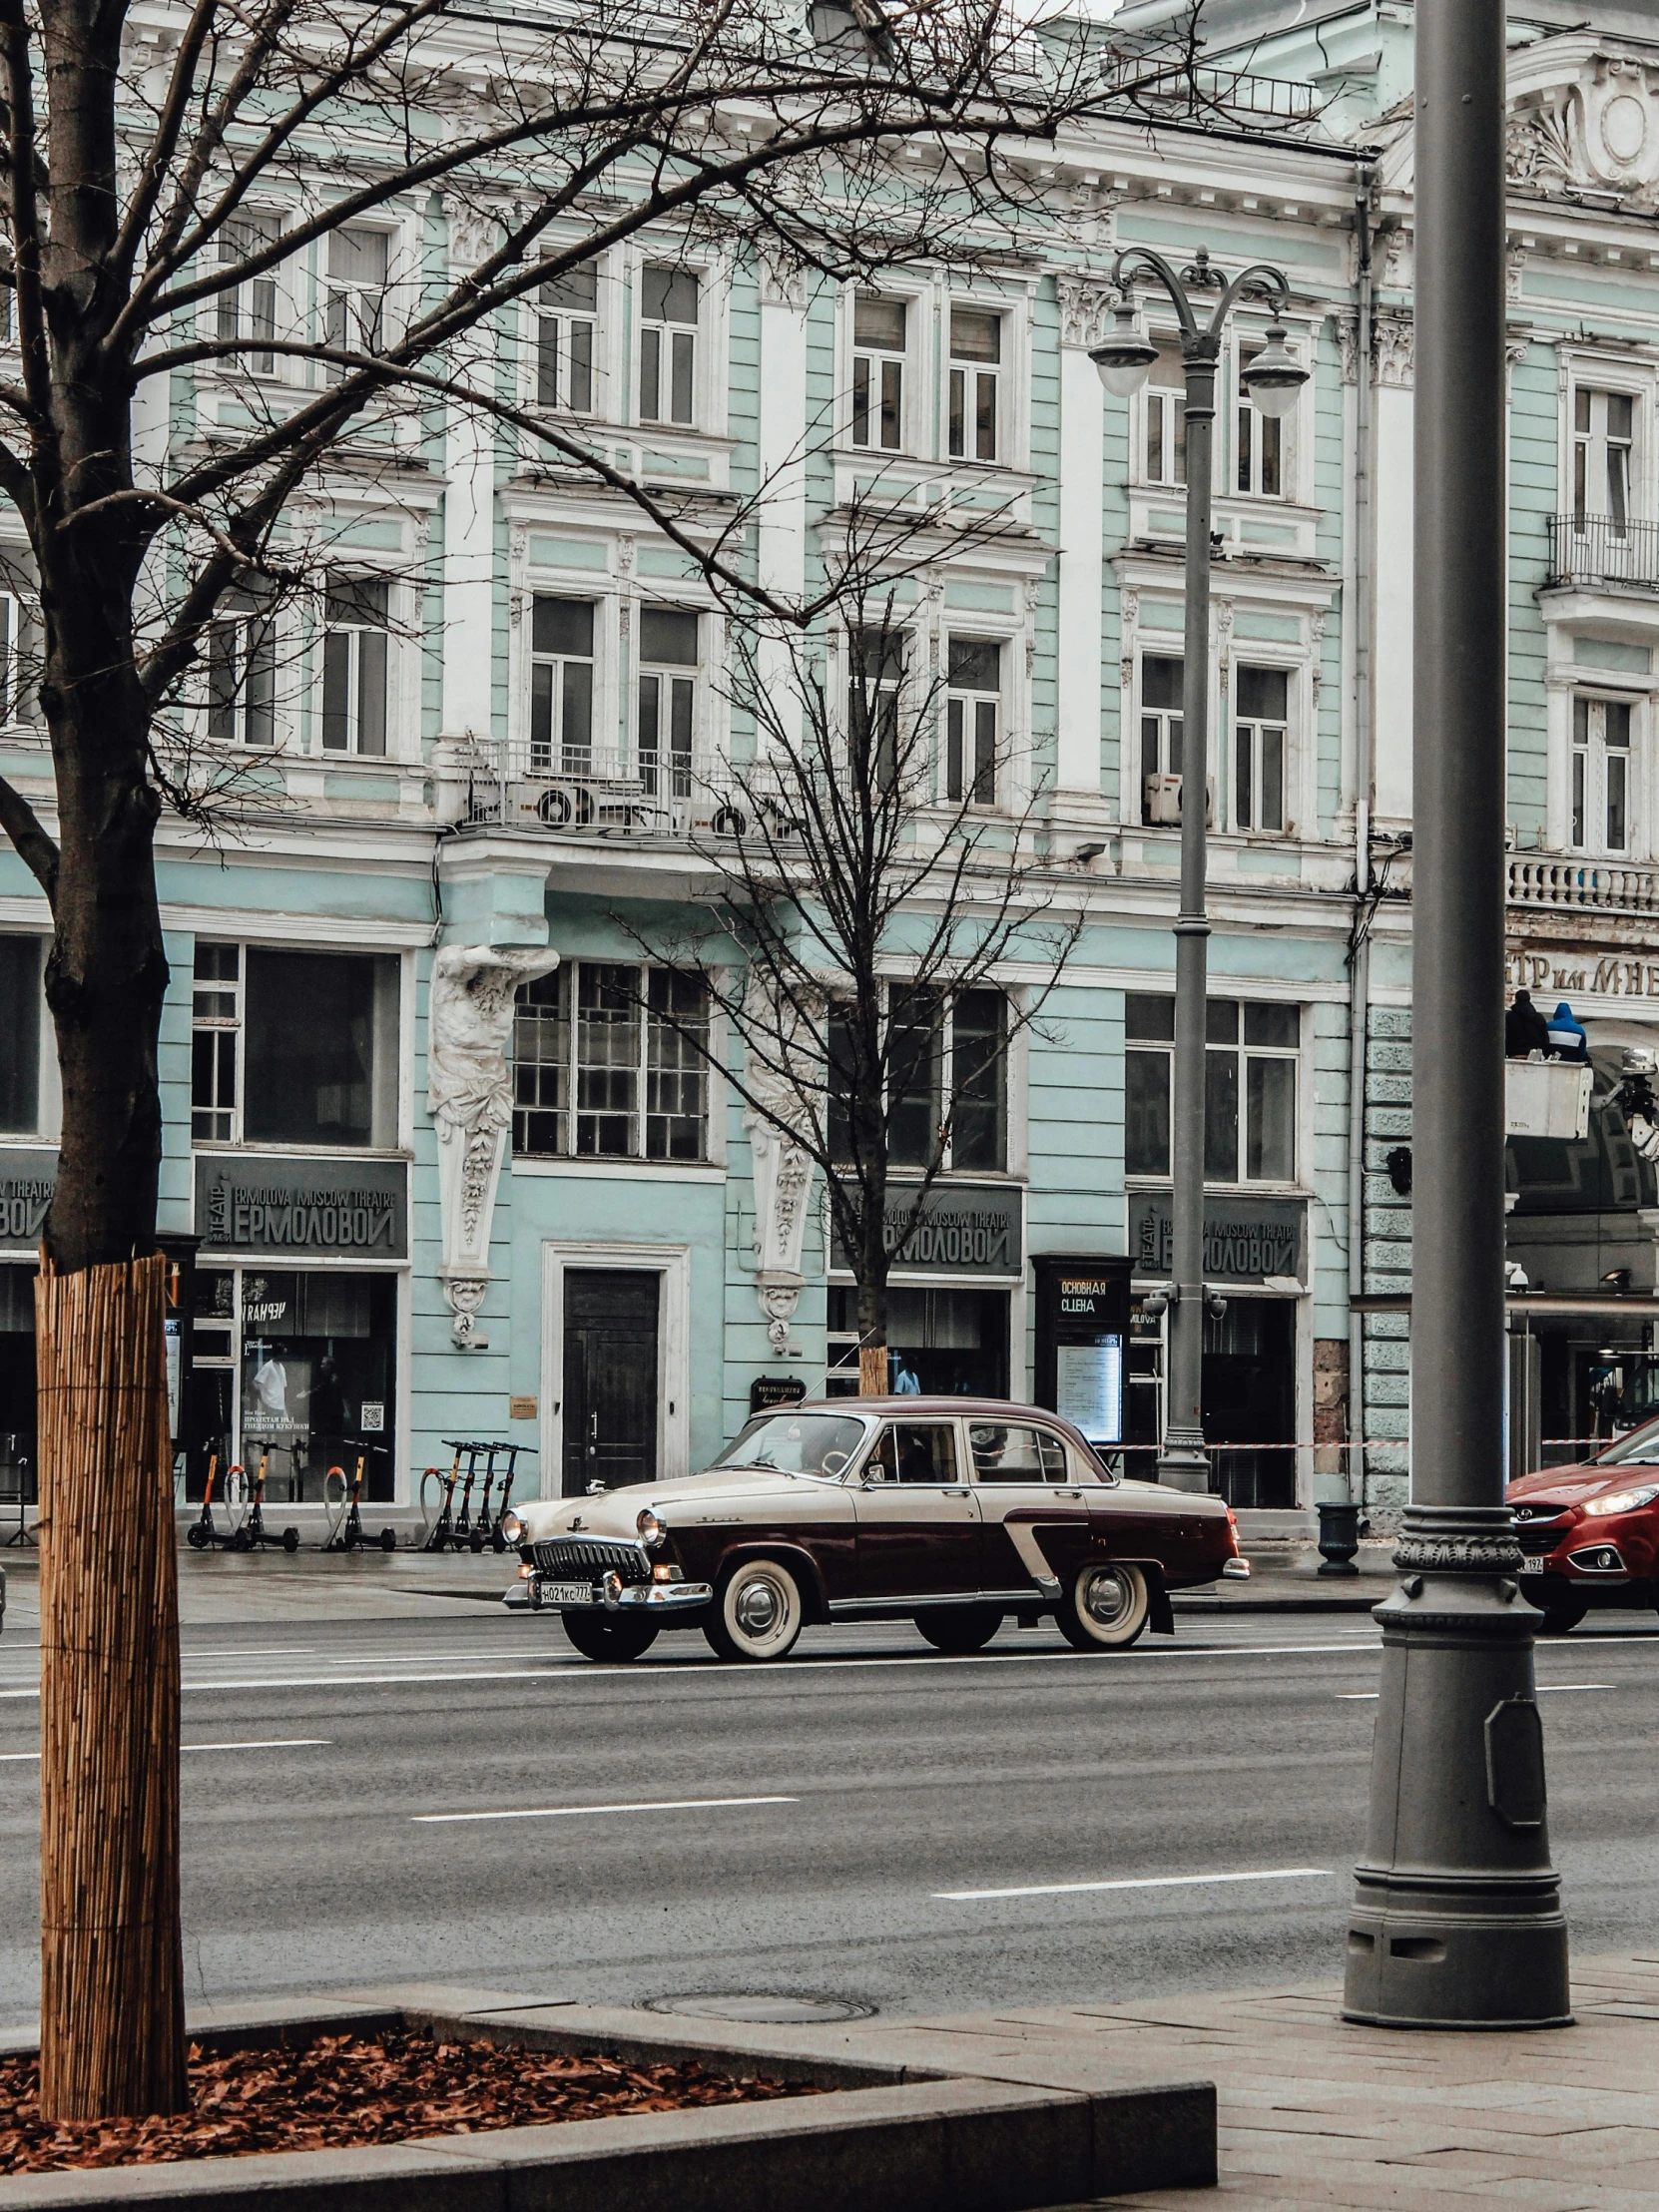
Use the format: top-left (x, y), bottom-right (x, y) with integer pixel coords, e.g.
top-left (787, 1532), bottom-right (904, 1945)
top-left (1090, 249), bottom-right (1306, 1492)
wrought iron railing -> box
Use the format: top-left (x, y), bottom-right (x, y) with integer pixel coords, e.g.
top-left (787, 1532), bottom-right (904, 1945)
top-left (1545, 512), bottom-right (1659, 588)
top-left (455, 744), bottom-right (809, 842)
top-left (1507, 854), bottom-right (1659, 917)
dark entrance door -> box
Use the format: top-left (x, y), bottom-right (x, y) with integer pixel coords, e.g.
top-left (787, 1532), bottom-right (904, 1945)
top-left (1202, 1296), bottom-right (1295, 1508)
top-left (562, 1270), bottom-right (660, 1495)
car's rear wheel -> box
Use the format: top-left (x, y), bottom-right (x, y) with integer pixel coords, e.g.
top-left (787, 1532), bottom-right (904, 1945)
top-left (705, 1557), bottom-right (805, 1662)
top-left (1538, 1597), bottom-right (1587, 1635)
top-left (561, 1611), bottom-right (661, 1662)
top-left (914, 1605), bottom-right (1003, 1655)
top-left (1057, 1561), bottom-right (1150, 1651)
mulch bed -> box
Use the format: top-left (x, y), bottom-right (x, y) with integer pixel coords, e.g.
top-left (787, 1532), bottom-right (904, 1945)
top-left (0, 2027), bottom-right (815, 2174)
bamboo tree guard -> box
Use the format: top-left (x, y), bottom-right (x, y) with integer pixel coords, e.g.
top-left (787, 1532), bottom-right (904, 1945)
top-left (859, 1344), bottom-right (887, 1395)
top-left (36, 1252), bottom-right (186, 2118)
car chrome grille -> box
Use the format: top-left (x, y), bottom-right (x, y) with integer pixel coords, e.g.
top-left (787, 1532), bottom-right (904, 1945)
top-left (1513, 1512), bottom-right (1568, 1554)
top-left (531, 1537), bottom-right (649, 1584)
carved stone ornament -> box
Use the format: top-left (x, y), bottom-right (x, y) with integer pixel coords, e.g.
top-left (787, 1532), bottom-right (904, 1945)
top-left (1374, 313), bottom-right (1414, 390)
top-left (445, 199), bottom-right (506, 276)
top-left (758, 249), bottom-right (810, 313)
top-left (428, 944), bottom-right (559, 1344)
top-left (743, 980), bottom-right (819, 1356)
top-left (1056, 273), bottom-right (1118, 353)
top-left (1506, 58), bottom-right (1659, 211)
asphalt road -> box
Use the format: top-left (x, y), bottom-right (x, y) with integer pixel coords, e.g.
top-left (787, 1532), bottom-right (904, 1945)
top-left (0, 1592), bottom-right (1655, 2028)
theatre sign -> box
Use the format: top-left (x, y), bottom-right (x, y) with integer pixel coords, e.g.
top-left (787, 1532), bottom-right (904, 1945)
top-left (1507, 944), bottom-right (1659, 1003)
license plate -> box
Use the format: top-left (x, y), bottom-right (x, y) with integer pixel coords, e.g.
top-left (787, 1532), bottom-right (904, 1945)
top-left (1518, 1562), bottom-right (1544, 1575)
top-left (543, 1580), bottom-right (599, 1605)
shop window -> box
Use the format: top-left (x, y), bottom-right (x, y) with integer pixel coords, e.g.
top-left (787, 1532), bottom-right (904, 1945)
top-left (637, 606), bottom-right (698, 797)
top-left (1573, 387), bottom-right (1633, 533)
top-left (320, 578), bottom-right (388, 756)
top-left (194, 944), bottom-right (398, 1150)
top-left (947, 306), bottom-right (1001, 463)
top-left (535, 259), bottom-right (598, 412)
top-left (1140, 654), bottom-right (1184, 824)
top-left (1144, 340), bottom-right (1186, 485)
top-left (1571, 695), bottom-right (1632, 856)
top-left (528, 595), bottom-right (595, 774)
top-left (510, 960), bottom-right (709, 1161)
top-left (945, 636), bottom-right (1000, 807)
top-left (184, 1265), bottom-right (397, 1503)
top-left (208, 585), bottom-right (277, 750)
top-left (639, 264), bottom-right (698, 426)
top-left (829, 986), bottom-right (1007, 1174)
top-left (1234, 665), bottom-right (1288, 833)
top-left (850, 292), bottom-right (905, 451)
top-left (0, 1263), bottom-right (35, 1512)
top-left (323, 224), bottom-right (388, 380)
top-left (215, 212), bottom-right (281, 375)
top-left (826, 1283), bottom-right (1009, 1397)
top-left (0, 936), bottom-right (41, 1133)
top-left (1236, 342), bottom-right (1285, 498)
top-left (1125, 993), bottom-right (1299, 1186)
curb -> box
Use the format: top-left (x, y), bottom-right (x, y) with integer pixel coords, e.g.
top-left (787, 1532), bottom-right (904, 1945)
top-left (0, 1999), bottom-right (1217, 2211)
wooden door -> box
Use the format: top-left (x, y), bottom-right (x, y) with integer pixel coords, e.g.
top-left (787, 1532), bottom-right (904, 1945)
top-left (562, 1269), bottom-right (660, 1495)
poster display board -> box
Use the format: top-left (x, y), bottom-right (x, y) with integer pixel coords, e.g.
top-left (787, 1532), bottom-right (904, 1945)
top-left (1033, 1256), bottom-right (1131, 1448)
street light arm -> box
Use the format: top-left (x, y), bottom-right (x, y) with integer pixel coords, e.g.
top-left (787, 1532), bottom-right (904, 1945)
top-left (1108, 246), bottom-right (1204, 338)
top-left (1203, 263), bottom-right (1295, 338)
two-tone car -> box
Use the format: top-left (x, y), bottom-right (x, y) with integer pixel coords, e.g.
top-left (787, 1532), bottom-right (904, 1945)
top-left (1507, 1413), bottom-right (1659, 1631)
top-left (501, 1395), bottom-right (1249, 1662)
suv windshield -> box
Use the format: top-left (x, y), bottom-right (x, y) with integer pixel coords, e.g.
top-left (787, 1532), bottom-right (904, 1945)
top-left (1595, 1414), bottom-right (1659, 1466)
top-left (710, 1411), bottom-right (869, 1480)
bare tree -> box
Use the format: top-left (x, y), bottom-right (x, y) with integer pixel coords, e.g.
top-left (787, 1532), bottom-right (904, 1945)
top-left (0, 0), bottom-right (1194, 2118)
top-left (617, 516), bottom-right (1083, 1397)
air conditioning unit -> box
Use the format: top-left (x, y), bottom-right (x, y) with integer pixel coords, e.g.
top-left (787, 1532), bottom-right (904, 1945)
top-left (519, 780), bottom-right (595, 830)
top-left (1142, 774), bottom-right (1215, 827)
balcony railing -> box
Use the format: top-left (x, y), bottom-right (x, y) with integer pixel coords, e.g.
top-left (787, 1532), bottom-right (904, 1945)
top-left (456, 744), bottom-right (805, 842)
top-left (1545, 513), bottom-right (1659, 589)
top-left (1508, 854), bottom-right (1659, 917)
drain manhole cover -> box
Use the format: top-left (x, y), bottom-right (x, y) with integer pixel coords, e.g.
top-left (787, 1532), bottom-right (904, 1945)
top-left (637, 1991), bottom-right (876, 2024)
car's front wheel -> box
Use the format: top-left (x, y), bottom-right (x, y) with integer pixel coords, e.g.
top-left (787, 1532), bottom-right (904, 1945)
top-left (705, 1557), bottom-right (805, 1662)
top-left (1538, 1597), bottom-right (1587, 1635)
top-left (562, 1611), bottom-right (661, 1662)
top-left (1057, 1561), bottom-right (1150, 1651)
top-left (914, 1605), bottom-right (1003, 1655)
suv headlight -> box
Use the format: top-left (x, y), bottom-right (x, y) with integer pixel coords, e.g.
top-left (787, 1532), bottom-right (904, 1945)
top-left (636, 1507), bottom-right (666, 1549)
top-left (499, 1508), bottom-right (527, 1546)
top-left (1584, 1485), bottom-right (1659, 1517)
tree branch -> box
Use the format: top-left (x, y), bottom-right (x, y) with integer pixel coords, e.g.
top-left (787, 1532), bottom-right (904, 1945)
top-left (0, 766), bottom-right (58, 906)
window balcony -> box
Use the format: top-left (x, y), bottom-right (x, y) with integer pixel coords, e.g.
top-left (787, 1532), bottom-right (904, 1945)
top-left (1508, 854), bottom-right (1659, 917)
top-left (451, 743), bottom-right (803, 843)
top-left (1546, 513), bottom-right (1659, 590)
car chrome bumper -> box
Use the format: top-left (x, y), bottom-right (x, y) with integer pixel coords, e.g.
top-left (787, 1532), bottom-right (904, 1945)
top-left (1222, 1557), bottom-right (1251, 1579)
top-left (502, 1576), bottom-right (713, 1613)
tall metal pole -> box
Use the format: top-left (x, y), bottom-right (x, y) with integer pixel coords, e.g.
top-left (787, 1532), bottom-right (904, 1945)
top-left (1160, 334), bottom-right (1219, 1495)
top-left (1342, 0), bottom-right (1570, 2026)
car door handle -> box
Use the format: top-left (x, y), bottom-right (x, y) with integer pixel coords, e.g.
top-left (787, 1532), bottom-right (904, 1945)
top-left (943, 1486), bottom-right (969, 1496)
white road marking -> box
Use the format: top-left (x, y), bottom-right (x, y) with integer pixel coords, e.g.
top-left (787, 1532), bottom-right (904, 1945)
top-left (936, 1866), bottom-right (1332, 1903)
top-left (413, 1793), bottom-right (799, 1826)
top-left (0, 1738), bottom-right (329, 1764)
top-left (1339, 1684), bottom-right (1614, 1702)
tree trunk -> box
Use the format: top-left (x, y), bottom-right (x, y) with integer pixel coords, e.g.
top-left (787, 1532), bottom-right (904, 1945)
top-left (36, 1251), bottom-right (186, 2119)
top-left (856, 1244), bottom-right (889, 1396)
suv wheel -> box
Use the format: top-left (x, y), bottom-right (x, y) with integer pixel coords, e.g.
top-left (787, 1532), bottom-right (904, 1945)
top-left (1538, 1598), bottom-right (1587, 1635)
top-left (1058, 1561), bottom-right (1150, 1651)
top-left (562, 1612), bottom-right (661, 1662)
top-left (706, 1557), bottom-right (805, 1662)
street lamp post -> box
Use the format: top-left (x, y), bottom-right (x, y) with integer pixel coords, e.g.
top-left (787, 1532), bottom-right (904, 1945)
top-left (1092, 253), bottom-right (1306, 1494)
top-left (1339, 0), bottom-right (1570, 2027)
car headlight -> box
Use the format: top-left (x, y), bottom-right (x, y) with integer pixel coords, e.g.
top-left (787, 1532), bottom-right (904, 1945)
top-left (636, 1507), bottom-right (666, 1548)
top-left (1583, 1485), bottom-right (1659, 1517)
top-left (499, 1508), bottom-right (526, 1546)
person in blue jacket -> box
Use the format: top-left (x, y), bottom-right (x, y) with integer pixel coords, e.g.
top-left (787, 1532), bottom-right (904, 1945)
top-left (1545, 1001), bottom-right (1589, 1061)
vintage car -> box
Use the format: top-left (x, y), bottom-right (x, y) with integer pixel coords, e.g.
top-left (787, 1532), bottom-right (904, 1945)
top-left (1507, 1413), bottom-right (1659, 1631)
top-left (500, 1395), bottom-right (1249, 1662)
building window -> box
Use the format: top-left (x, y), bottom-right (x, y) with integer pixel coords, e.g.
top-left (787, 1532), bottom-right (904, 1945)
top-left (639, 264), bottom-right (698, 426)
top-left (1571, 694), bottom-right (1632, 855)
top-left (638, 607), bottom-right (698, 796)
top-left (0, 590), bottom-right (34, 725)
top-left (323, 225), bottom-right (388, 380)
top-left (1236, 343), bottom-right (1284, 497)
top-left (947, 306), bottom-right (1000, 462)
top-left (529, 596), bottom-right (595, 774)
top-left (1144, 341), bottom-right (1186, 485)
top-left (1125, 994), bottom-right (1299, 1185)
top-left (1140, 653), bottom-right (1184, 825)
top-left (320, 579), bottom-right (388, 756)
top-left (848, 626), bottom-right (906, 790)
top-left (511, 962), bottom-right (710, 1161)
top-left (1234, 665), bottom-right (1288, 832)
top-left (208, 586), bottom-right (277, 750)
top-left (946, 636), bottom-right (1000, 806)
top-left (1574, 388), bottom-right (1633, 533)
top-left (0, 935), bottom-right (40, 1134)
top-left (193, 945), bottom-right (398, 1150)
top-left (851, 292), bottom-right (905, 451)
top-left (215, 213), bottom-right (280, 375)
top-left (829, 987), bottom-right (1006, 1173)
top-left (192, 943), bottom-right (242, 1143)
top-left (535, 260), bottom-right (598, 411)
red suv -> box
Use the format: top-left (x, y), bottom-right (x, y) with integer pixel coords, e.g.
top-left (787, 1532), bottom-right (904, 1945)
top-left (1507, 1417), bottom-right (1659, 1632)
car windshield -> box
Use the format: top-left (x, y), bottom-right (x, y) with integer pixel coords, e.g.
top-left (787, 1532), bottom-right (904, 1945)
top-left (709, 1412), bottom-right (870, 1480)
top-left (1594, 1415), bottom-right (1659, 1467)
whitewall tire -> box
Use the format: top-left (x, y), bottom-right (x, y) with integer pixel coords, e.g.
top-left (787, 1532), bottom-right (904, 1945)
top-left (1057, 1561), bottom-right (1150, 1651)
top-left (706, 1557), bottom-right (805, 1663)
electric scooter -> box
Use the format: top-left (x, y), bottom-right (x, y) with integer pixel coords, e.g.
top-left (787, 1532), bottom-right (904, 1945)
top-left (187, 1455), bottom-right (234, 1548)
top-left (241, 1451), bottom-right (300, 1553)
top-left (322, 1454), bottom-right (396, 1552)
top-left (483, 1442), bottom-right (535, 1552)
top-left (420, 1444), bottom-right (463, 1552)
top-left (450, 1442), bottom-right (481, 1552)
top-left (468, 1443), bottom-right (501, 1553)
